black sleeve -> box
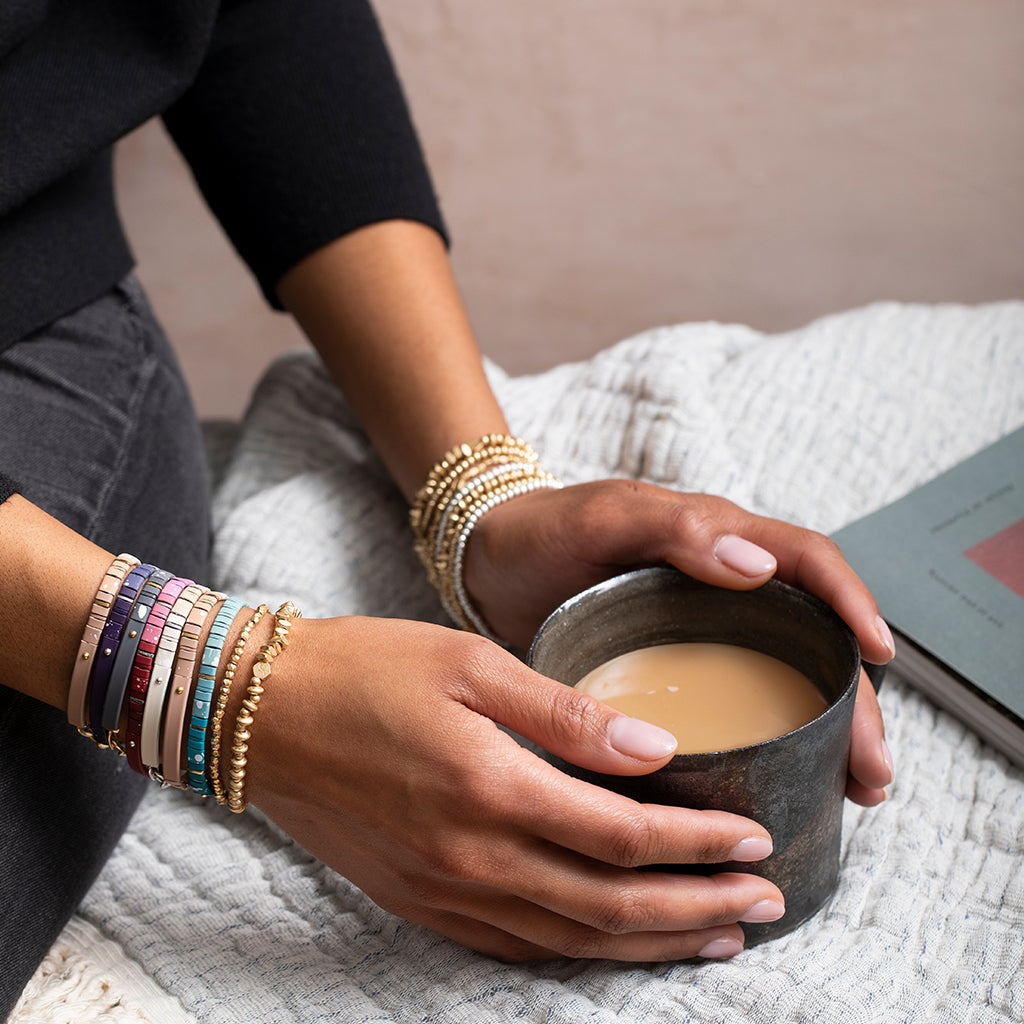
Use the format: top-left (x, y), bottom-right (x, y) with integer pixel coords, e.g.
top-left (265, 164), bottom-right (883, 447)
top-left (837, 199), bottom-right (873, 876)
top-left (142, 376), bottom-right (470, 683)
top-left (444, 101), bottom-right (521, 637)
top-left (162, 0), bottom-right (447, 309)
top-left (0, 472), bottom-right (20, 505)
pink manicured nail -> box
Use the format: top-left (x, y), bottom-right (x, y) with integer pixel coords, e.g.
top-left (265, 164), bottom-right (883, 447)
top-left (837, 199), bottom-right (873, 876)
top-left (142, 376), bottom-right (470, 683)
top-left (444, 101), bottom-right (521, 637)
top-left (728, 836), bottom-right (773, 862)
top-left (698, 936), bottom-right (744, 959)
top-left (740, 899), bottom-right (786, 924)
top-left (880, 738), bottom-right (894, 784)
top-left (714, 535), bottom-right (777, 577)
top-left (875, 615), bottom-right (896, 659)
top-left (607, 716), bottom-right (678, 760)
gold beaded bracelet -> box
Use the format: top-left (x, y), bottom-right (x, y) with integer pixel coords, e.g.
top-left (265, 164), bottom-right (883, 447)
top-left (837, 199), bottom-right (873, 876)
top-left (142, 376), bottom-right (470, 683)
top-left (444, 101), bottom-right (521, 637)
top-left (438, 469), bottom-right (562, 633)
top-left (209, 603), bottom-right (268, 804)
top-left (410, 435), bottom-right (539, 548)
top-left (409, 434), bottom-right (562, 638)
top-left (432, 464), bottom-right (541, 577)
top-left (430, 462), bottom-right (536, 565)
top-left (226, 600), bottom-right (301, 814)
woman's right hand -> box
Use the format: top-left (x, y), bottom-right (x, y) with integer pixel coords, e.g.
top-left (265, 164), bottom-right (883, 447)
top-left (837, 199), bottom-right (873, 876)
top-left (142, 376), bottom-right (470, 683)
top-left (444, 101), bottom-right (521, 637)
top-left (239, 615), bottom-right (785, 962)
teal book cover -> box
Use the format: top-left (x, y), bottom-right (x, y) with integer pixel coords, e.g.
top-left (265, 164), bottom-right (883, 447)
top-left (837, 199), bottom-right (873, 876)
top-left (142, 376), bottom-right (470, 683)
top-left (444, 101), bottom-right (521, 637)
top-left (832, 427), bottom-right (1024, 736)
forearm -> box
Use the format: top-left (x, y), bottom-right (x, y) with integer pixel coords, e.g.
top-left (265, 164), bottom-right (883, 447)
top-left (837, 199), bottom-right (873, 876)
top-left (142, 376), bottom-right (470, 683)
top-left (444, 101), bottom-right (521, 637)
top-left (276, 219), bottom-right (509, 500)
top-left (0, 494), bottom-right (256, 735)
top-left (0, 494), bottom-right (116, 710)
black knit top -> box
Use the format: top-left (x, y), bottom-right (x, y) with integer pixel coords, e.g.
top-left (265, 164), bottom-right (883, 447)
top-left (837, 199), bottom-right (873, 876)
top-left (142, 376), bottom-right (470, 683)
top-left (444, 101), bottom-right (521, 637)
top-left (0, 0), bottom-right (447, 352)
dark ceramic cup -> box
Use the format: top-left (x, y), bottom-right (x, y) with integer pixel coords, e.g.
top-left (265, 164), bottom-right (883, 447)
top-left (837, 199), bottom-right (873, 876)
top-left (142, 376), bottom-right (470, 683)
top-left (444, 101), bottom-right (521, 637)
top-left (528, 566), bottom-right (861, 945)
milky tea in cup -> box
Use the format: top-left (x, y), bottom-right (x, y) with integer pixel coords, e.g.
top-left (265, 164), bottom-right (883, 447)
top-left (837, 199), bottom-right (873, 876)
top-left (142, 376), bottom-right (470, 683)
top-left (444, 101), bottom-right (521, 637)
top-left (574, 642), bottom-right (828, 754)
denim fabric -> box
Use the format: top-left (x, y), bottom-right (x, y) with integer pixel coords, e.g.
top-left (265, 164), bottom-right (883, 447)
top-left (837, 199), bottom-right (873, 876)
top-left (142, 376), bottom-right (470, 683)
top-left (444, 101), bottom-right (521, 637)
top-left (0, 275), bottom-right (211, 1015)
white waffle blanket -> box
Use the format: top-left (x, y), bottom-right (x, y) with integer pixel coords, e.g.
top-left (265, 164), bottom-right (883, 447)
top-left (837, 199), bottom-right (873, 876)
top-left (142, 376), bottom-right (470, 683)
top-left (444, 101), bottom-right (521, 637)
top-left (11, 302), bottom-right (1024, 1024)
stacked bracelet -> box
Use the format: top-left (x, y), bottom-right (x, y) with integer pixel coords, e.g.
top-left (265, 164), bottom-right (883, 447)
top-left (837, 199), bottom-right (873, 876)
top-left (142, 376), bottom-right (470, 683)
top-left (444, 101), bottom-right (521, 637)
top-left (209, 603), bottom-right (268, 804)
top-left (447, 471), bottom-right (561, 634)
top-left (68, 554), bottom-right (140, 736)
top-left (409, 434), bottom-right (562, 639)
top-left (189, 596), bottom-right (245, 796)
top-left (125, 576), bottom-right (193, 774)
top-left (66, 553), bottom-right (298, 813)
top-left (161, 589), bottom-right (225, 789)
top-left (87, 561), bottom-right (153, 739)
top-left (226, 601), bottom-right (300, 814)
top-left (102, 567), bottom-right (172, 735)
top-left (140, 582), bottom-right (206, 771)
top-left (409, 434), bottom-right (541, 580)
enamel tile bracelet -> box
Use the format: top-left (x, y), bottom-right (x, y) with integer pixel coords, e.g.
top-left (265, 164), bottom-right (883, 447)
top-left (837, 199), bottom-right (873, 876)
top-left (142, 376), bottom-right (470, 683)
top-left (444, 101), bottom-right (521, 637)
top-left (69, 557), bottom-right (298, 812)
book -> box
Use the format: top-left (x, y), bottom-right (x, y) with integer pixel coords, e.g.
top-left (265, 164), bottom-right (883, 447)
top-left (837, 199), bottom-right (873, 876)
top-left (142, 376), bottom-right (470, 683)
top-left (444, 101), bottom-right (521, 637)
top-left (831, 426), bottom-right (1024, 770)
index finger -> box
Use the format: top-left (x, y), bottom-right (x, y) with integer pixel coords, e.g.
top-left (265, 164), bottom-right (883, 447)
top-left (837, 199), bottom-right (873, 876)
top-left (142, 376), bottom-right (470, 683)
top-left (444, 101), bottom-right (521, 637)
top-left (512, 754), bottom-right (775, 869)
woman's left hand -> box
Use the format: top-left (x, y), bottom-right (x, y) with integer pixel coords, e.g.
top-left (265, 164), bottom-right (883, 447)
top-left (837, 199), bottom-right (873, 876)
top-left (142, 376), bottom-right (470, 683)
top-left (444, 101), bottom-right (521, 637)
top-left (463, 479), bottom-right (895, 807)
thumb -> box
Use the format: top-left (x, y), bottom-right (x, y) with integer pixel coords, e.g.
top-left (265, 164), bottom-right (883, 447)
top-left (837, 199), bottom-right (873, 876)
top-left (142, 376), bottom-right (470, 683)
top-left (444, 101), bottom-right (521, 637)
top-left (467, 664), bottom-right (679, 776)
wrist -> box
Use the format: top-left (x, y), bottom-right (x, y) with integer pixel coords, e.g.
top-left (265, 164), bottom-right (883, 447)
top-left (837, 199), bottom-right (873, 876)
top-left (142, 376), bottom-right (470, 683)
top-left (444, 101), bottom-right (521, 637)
top-left (0, 494), bottom-right (121, 711)
top-left (408, 434), bottom-right (562, 639)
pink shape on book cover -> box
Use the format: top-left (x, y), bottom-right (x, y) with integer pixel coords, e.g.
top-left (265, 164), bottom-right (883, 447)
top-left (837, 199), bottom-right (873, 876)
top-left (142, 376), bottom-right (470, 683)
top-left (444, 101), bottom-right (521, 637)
top-left (964, 518), bottom-right (1024, 599)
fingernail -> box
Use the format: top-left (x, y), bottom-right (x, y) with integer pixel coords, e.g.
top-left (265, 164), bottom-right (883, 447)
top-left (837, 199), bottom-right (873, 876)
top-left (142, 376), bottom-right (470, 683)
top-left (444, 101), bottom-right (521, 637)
top-left (880, 738), bottom-right (894, 785)
top-left (740, 899), bottom-right (786, 924)
top-left (875, 615), bottom-right (896, 659)
top-left (714, 535), bottom-right (777, 577)
top-left (698, 936), bottom-right (744, 959)
top-left (728, 836), bottom-right (773, 862)
top-left (608, 716), bottom-right (678, 760)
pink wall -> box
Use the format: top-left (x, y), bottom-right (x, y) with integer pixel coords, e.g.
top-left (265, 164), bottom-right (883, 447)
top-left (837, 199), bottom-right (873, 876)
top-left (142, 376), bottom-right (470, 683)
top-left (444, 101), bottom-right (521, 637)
top-left (118, 0), bottom-right (1024, 417)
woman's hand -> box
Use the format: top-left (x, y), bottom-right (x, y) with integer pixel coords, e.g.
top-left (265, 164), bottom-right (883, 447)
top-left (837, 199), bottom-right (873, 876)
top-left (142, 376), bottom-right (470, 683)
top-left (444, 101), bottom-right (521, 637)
top-left (463, 480), bottom-right (895, 805)
top-left (244, 616), bottom-right (786, 963)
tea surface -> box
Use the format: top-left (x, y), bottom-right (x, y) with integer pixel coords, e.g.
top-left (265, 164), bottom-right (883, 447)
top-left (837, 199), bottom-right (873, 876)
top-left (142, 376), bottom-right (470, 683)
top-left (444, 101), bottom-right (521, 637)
top-left (575, 642), bottom-right (827, 753)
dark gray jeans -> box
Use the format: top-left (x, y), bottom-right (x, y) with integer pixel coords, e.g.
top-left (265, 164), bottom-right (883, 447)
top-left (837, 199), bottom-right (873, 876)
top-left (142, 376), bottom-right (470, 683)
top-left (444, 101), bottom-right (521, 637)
top-left (0, 276), bottom-right (211, 1015)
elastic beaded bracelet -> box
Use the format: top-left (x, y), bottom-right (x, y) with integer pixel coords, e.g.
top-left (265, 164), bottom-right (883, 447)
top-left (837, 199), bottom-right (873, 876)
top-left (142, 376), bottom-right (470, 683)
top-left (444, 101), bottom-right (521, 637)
top-left (161, 590), bottom-right (225, 789)
top-left (188, 596), bottom-right (245, 796)
top-left (140, 582), bottom-right (205, 772)
top-left (87, 561), bottom-right (154, 738)
top-left (432, 464), bottom-right (540, 567)
top-left (410, 433), bottom-right (535, 508)
top-left (410, 435), bottom-right (562, 639)
top-left (409, 436), bottom-right (532, 543)
top-left (446, 474), bottom-right (563, 636)
top-left (226, 601), bottom-right (301, 814)
top-left (125, 576), bottom-right (191, 774)
top-left (102, 567), bottom-right (173, 734)
top-left (68, 553), bottom-right (140, 733)
top-left (209, 604), bottom-right (268, 804)
top-left (430, 461), bottom-right (536, 571)
top-left (410, 435), bottom-right (539, 554)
